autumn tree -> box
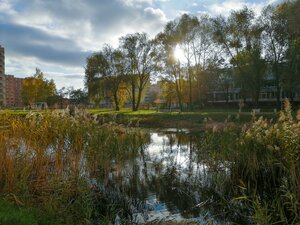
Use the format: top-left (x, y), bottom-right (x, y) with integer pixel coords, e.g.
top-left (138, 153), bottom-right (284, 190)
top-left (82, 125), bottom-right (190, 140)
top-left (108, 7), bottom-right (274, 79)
top-left (282, 0), bottom-right (300, 102)
top-left (212, 7), bottom-right (266, 106)
top-left (156, 21), bottom-right (185, 111)
top-left (232, 48), bottom-right (266, 107)
top-left (176, 14), bottom-right (199, 109)
top-left (85, 45), bottom-right (127, 110)
top-left (22, 68), bottom-right (56, 106)
top-left (120, 33), bottom-right (159, 111)
top-left (260, 5), bottom-right (289, 108)
top-left (191, 15), bottom-right (219, 106)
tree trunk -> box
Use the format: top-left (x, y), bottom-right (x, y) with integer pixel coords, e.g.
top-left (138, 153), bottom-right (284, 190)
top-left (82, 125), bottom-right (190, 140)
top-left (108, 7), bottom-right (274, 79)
top-left (135, 87), bottom-right (143, 112)
top-left (175, 79), bottom-right (183, 112)
top-left (113, 92), bottom-right (120, 111)
top-left (273, 64), bottom-right (281, 110)
top-left (188, 70), bottom-right (193, 111)
top-left (131, 81), bottom-right (136, 111)
top-left (197, 74), bottom-right (201, 107)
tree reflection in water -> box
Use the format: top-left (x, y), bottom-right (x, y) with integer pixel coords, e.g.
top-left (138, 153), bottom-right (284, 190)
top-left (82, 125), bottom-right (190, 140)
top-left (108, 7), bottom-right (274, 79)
top-left (92, 130), bottom-right (246, 224)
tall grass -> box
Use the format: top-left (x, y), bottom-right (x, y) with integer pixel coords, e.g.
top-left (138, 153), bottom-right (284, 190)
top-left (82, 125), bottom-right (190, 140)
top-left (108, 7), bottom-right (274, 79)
top-left (1, 101), bottom-right (299, 224)
top-left (195, 100), bottom-right (300, 224)
top-left (0, 110), bottom-right (144, 224)
top-left (235, 100), bottom-right (300, 224)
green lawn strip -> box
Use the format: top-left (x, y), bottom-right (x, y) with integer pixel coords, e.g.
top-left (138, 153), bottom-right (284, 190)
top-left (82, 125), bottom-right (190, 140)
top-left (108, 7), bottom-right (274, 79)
top-left (0, 110), bottom-right (41, 116)
top-left (0, 199), bottom-right (58, 225)
top-left (1, 109), bottom-right (279, 126)
top-left (88, 109), bottom-right (279, 128)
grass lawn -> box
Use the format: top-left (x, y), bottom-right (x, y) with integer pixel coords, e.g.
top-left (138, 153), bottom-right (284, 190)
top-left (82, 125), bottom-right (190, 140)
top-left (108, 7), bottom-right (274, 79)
top-left (0, 199), bottom-right (57, 225)
top-left (0, 107), bottom-right (280, 129)
top-left (0, 110), bottom-right (32, 116)
top-left (87, 107), bottom-right (279, 129)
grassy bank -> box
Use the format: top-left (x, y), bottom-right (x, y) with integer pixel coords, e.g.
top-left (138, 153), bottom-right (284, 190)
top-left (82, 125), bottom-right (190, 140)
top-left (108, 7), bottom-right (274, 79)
top-left (88, 108), bottom-right (279, 129)
top-left (1, 108), bottom-right (280, 130)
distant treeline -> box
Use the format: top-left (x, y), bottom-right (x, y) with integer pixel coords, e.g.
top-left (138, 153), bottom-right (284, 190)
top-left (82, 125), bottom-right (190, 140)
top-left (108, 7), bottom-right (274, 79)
top-left (85, 0), bottom-right (300, 111)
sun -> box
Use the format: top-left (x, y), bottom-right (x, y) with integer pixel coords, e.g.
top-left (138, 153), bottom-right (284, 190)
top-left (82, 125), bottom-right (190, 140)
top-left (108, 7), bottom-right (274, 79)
top-left (174, 44), bottom-right (186, 63)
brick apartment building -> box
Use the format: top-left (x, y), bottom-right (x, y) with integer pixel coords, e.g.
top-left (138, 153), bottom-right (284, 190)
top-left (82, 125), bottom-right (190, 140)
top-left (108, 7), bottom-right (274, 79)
top-left (0, 45), bottom-right (25, 108)
top-left (0, 45), bottom-right (5, 106)
top-left (4, 75), bottom-right (24, 107)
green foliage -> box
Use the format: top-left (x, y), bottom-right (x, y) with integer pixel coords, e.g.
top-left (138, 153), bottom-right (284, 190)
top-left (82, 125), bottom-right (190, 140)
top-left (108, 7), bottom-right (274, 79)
top-left (85, 45), bottom-right (128, 110)
top-left (22, 68), bottom-right (56, 106)
top-left (0, 199), bottom-right (58, 225)
top-left (69, 88), bottom-right (88, 105)
top-left (120, 32), bottom-right (159, 111)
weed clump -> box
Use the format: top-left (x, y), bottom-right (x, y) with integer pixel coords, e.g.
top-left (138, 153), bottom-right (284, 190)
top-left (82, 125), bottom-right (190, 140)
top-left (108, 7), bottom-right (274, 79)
top-left (0, 109), bottom-right (143, 224)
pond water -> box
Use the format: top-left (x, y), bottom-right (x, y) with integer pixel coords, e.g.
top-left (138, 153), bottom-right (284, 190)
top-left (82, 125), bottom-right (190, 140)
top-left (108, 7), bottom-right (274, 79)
top-left (93, 130), bottom-right (236, 224)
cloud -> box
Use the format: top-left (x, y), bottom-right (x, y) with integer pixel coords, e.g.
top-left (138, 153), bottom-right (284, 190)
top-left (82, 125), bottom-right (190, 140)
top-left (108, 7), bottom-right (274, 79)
top-left (206, 0), bottom-right (282, 17)
top-left (0, 0), bottom-right (280, 89)
top-left (0, 0), bottom-right (168, 88)
top-left (45, 72), bottom-right (84, 89)
top-left (0, 23), bottom-right (91, 66)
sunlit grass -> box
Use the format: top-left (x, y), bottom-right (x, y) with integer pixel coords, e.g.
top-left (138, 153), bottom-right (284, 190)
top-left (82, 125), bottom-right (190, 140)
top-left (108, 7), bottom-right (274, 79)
top-left (0, 109), bottom-right (145, 224)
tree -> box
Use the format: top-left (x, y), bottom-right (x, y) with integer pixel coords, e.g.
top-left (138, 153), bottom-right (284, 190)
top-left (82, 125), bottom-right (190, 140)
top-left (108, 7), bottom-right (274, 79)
top-left (283, 40), bottom-right (300, 102)
top-left (85, 45), bottom-right (127, 110)
top-left (156, 21), bottom-right (185, 111)
top-left (120, 33), bottom-right (159, 111)
top-left (22, 68), bottom-right (56, 106)
top-left (212, 7), bottom-right (266, 106)
top-left (176, 14), bottom-right (199, 110)
top-left (69, 89), bottom-right (88, 105)
top-left (191, 15), bottom-right (220, 106)
top-left (85, 52), bottom-right (107, 102)
top-left (260, 5), bottom-right (289, 108)
top-left (282, 0), bottom-right (300, 102)
top-left (232, 48), bottom-right (266, 107)
top-left (217, 68), bottom-right (233, 104)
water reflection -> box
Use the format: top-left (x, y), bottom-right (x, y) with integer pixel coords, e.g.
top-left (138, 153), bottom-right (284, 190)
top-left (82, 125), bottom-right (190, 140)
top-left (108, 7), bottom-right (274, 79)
top-left (96, 130), bottom-right (234, 224)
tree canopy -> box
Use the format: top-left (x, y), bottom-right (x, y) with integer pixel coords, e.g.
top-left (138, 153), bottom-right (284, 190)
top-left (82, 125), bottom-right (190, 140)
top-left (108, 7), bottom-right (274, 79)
top-left (85, 0), bottom-right (300, 110)
top-left (22, 68), bottom-right (56, 106)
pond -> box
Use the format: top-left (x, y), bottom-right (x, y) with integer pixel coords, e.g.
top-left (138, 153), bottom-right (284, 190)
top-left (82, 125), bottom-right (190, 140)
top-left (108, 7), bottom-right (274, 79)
top-left (2, 112), bottom-right (297, 224)
top-left (92, 129), bottom-right (238, 224)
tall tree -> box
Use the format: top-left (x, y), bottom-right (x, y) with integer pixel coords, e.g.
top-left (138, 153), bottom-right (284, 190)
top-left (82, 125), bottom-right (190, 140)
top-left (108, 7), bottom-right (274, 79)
top-left (212, 7), bottom-right (266, 106)
top-left (176, 14), bottom-right (199, 110)
top-left (120, 33), bottom-right (159, 111)
top-left (191, 15), bottom-right (219, 106)
top-left (85, 45), bottom-right (127, 110)
top-left (232, 48), bottom-right (266, 107)
top-left (85, 52), bottom-right (107, 104)
top-left (282, 0), bottom-right (300, 102)
top-left (22, 68), bottom-right (56, 106)
top-left (260, 5), bottom-right (289, 108)
top-left (156, 21), bottom-right (185, 111)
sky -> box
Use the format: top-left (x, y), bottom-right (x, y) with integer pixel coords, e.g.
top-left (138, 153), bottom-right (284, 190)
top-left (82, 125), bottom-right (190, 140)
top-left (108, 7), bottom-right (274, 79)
top-left (0, 0), bottom-right (281, 90)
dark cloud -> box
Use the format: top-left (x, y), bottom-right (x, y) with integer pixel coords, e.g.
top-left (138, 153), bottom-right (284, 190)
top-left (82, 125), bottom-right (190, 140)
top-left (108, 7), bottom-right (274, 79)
top-left (0, 0), bottom-right (167, 69)
top-left (0, 0), bottom-right (275, 89)
top-left (0, 23), bottom-right (91, 66)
